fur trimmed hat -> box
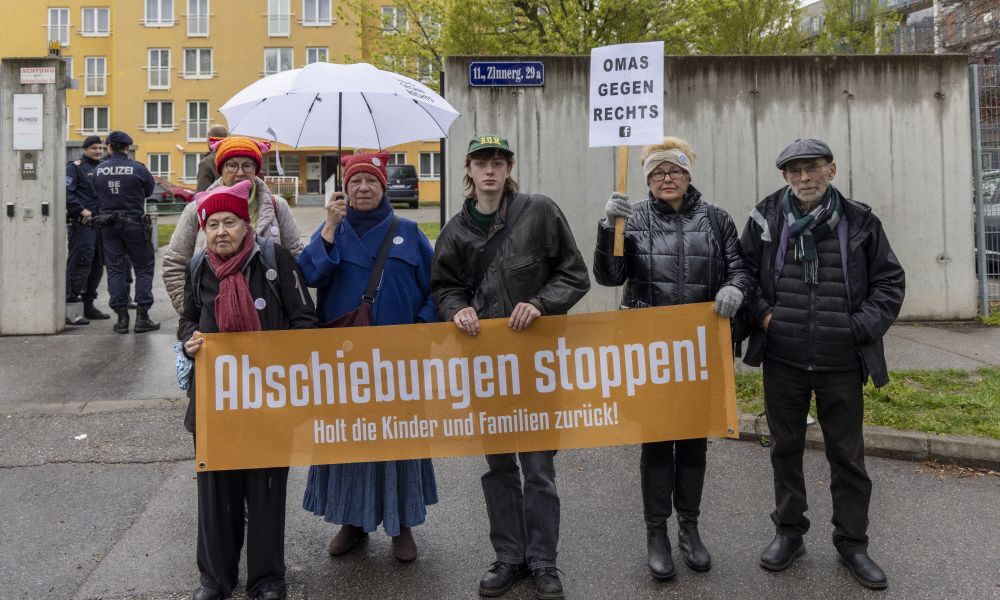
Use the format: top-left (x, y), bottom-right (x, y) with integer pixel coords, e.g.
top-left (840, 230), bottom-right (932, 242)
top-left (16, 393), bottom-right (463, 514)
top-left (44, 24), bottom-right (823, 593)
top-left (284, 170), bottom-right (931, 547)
top-left (212, 137), bottom-right (271, 174)
top-left (342, 151), bottom-right (389, 190)
top-left (194, 179), bottom-right (253, 229)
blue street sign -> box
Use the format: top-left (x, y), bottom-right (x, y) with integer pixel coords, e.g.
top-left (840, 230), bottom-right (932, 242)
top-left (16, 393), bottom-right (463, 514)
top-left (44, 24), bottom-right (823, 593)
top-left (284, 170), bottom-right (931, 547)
top-left (469, 62), bottom-right (544, 87)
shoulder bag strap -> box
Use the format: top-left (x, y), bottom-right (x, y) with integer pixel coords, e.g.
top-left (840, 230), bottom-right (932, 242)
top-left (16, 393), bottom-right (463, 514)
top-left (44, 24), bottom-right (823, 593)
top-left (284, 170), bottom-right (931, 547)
top-left (472, 193), bottom-right (531, 292)
top-left (362, 216), bottom-right (400, 304)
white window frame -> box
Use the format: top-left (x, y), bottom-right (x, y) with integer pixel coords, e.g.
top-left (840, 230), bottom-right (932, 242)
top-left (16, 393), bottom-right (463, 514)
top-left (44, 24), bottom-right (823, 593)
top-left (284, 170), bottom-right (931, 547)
top-left (63, 57), bottom-right (74, 79)
top-left (419, 151), bottom-right (440, 179)
top-left (187, 100), bottom-right (209, 141)
top-left (187, 0), bottom-right (209, 36)
top-left (306, 47), bottom-right (328, 64)
top-left (302, 0), bottom-right (331, 25)
top-left (144, 101), bottom-right (174, 132)
top-left (145, 0), bottom-right (175, 26)
top-left (80, 7), bottom-right (110, 36)
top-left (268, 0), bottom-right (291, 37)
top-left (148, 48), bottom-right (171, 90)
top-left (417, 57), bottom-right (435, 84)
top-left (81, 106), bottom-right (109, 135)
top-left (184, 152), bottom-right (205, 183)
top-left (381, 6), bottom-right (407, 32)
top-left (184, 48), bottom-right (213, 78)
top-left (49, 8), bottom-right (71, 47)
top-left (264, 48), bottom-right (293, 76)
top-left (84, 56), bottom-right (106, 96)
top-left (388, 152), bottom-right (406, 165)
top-left (148, 153), bottom-right (171, 179)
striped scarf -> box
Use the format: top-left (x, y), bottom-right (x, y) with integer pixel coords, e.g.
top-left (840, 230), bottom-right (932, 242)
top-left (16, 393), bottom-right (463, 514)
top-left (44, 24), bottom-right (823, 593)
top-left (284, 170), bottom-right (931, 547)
top-left (781, 186), bottom-right (844, 285)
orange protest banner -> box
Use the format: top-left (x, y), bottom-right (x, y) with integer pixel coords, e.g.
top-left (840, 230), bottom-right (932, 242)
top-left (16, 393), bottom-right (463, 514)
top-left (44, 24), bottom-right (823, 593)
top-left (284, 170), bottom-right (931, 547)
top-left (194, 302), bottom-right (739, 471)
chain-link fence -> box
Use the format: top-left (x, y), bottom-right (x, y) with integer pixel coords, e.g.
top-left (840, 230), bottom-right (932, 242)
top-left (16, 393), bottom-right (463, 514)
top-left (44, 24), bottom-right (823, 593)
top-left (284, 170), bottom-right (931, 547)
top-left (971, 65), bottom-right (1000, 314)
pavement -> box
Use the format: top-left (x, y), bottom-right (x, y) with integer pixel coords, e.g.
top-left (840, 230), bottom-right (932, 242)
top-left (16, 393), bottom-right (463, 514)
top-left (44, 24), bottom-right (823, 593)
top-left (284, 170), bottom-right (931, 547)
top-left (2, 204), bottom-right (1000, 599)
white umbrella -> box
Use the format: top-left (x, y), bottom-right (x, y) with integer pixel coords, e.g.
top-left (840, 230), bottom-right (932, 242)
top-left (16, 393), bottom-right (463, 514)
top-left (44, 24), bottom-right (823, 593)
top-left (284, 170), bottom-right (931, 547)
top-left (220, 62), bottom-right (459, 153)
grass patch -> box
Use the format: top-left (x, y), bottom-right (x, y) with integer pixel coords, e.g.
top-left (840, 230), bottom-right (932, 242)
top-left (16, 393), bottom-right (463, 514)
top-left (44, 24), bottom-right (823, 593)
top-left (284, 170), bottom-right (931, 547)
top-left (735, 367), bottom-right (1000, 439)
top-left (418, 221), bottom-right (441, 240)
top-left (978, 312), bottom-right (1000, 327)
top-left (157, 223), bottom-right (176, 247)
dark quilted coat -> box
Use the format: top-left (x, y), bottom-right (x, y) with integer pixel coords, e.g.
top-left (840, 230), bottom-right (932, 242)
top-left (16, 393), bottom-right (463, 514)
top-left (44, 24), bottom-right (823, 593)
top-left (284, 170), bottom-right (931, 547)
top-left (593, 187), bottom-right (753, 308)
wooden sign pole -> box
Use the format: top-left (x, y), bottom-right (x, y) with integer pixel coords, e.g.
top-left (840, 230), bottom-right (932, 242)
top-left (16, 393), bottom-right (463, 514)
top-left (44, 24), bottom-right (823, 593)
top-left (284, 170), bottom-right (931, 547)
top-left (613, 146), bottom-right (629, 256)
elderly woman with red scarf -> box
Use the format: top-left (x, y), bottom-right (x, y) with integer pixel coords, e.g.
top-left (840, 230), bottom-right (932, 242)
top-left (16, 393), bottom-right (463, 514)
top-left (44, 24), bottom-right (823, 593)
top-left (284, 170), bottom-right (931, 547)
top-left (179, 179), bottom-right (317, 600)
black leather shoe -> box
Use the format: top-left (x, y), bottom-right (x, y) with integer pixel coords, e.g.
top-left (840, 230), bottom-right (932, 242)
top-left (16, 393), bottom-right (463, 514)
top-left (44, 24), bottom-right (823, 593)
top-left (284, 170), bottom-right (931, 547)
top-left (133, 308), bottom-right (160, 333)
top-left (255, 579), bottom-right (287, 599)
top-left (113, 309), bottom-right (130, 334)
top-left (192, 586), bottom-right (223, 600)
top-left (479, 561), bottom-right (529, 597)
top-left (531, 567), bottom-right (563, 600)
top-left (839, 551), bottom-right (888, 590)
top-left (678, 522), bottom-right (712, 572)
top-left (646, 527), bottom-right (676, 580)
top-left (759, 534), bottom-right (805, 571)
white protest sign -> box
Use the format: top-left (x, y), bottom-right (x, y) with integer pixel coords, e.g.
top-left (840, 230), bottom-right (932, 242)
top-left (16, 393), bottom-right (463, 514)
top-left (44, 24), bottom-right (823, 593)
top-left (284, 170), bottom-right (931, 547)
top-left (588, 42), bottom-right (664, 148)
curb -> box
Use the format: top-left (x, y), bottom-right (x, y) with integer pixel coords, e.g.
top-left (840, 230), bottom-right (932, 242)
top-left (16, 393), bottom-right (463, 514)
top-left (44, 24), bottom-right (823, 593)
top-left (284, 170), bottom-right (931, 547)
top-left (738, 412), bottom-right (1000, 470)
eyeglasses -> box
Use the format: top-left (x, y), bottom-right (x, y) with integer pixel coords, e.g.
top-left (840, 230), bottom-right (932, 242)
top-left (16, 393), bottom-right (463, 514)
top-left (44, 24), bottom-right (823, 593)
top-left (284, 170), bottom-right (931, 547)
top-left (649, 169), bottom-right (687, 182)
top-left (224, 162), bottom-right (256, 173)
top-left (784, 162), bottom-right (828, 179)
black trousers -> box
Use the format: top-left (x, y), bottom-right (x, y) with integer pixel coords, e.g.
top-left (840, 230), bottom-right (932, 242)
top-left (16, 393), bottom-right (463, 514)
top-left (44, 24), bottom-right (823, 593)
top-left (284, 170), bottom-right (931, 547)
top-left (66, 221), bottom-right (104, 302)
top-left (640, 439), bottom-right (707, 524)
top-left (196, 467), bottom-right (289, 597)
top-left (763, 360), bottom-right (871, 553)
top-left (101, 221), bottom-right (153, 311)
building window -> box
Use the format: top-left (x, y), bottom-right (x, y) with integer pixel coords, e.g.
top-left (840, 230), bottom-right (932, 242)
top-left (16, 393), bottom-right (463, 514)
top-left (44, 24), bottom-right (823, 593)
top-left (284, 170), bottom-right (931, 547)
top-left (382, 7), bottom-right (407, 32)
top-left (268, 0), bottom-right (290, 36)
top-left (81, 107), bottom-right (109, 135)
top-left (306, 47), bottom-right (328, 64)
top-left (49, 8), bottom-right (70, 47)
top-left (420, 14), bottom-right (440, 37)
top-left (388, 152), bottom-right (406, 165)
top-left (184, 48), bottom-right (212, 78)
top-left (63, 57), bottom-right (73, 79)
top-left (419, 151), bottom-right (440, 178)
top-left (303, 0), bottom-right (331, 25)
top-left (148, 48), bottom-right (171, 89)
top-left (184, 152), bottom-right (205, 183)
top-left (187, 0), bottom-right (209, 36)
top-left (146, 0), bottom-right (174, 26)
top-left (187, 100), bottom-right (209, 141)
top-left (384, 55), bottom-right (405, 72)
top-left (264, 48), bottom-right (293, 75)
top-left (81, 7), bottom-right (110, 36)
top-left (84, 57), bottom-right (106, 95)
top-left (145, 101), bottom-right (173, 132)
top-left (262, 154), bottom-right (300, 177)
top-left (417, 57), bottom-right (435, 84)
top-left (149, 154), bottom-right (170, 178)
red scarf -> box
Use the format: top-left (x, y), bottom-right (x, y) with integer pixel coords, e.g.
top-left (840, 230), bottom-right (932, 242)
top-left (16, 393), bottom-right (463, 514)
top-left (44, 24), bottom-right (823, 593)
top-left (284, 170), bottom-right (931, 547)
top-left (206, 228), bottom-right (262, 333)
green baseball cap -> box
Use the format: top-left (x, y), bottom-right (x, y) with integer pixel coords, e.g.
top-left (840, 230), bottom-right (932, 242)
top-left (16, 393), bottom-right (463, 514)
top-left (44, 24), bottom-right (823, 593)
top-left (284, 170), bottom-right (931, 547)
top-left (467, 134), bottom-right (513, 155)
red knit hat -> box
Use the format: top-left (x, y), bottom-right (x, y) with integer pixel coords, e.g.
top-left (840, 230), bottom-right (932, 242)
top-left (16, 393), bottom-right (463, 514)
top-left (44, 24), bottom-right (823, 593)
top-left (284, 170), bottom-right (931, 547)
top-left (212, 136), bottom-right (271, 174)
top-left (342, 151), bottom-right (389, 190)
top-left (195, 179), bottom-right (253, 229)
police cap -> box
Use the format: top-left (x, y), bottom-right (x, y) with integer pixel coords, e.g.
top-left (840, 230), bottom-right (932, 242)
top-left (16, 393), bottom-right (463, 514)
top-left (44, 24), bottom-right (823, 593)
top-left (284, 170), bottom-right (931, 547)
top-left (105, 131), bottom-right (133, 147)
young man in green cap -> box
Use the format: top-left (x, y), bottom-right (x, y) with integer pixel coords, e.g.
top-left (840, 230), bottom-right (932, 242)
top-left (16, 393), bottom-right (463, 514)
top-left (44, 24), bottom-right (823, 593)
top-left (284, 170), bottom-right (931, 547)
top-left (430, 134), bottom-right (590, 599)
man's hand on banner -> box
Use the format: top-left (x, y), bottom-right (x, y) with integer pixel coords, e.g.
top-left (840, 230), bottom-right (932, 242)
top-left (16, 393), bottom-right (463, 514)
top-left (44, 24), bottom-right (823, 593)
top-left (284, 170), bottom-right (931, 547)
top-left (509, 302), bottom-right (541, 332)
top-left (453, 307), bottom-right (481, 337)
top-left (184, 331), bottom-right (205, 356)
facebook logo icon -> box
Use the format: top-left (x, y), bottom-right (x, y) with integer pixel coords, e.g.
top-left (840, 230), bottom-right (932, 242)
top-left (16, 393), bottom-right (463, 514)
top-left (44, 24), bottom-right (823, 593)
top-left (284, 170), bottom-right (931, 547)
top-left (619, 126), bottom-right (631, 138)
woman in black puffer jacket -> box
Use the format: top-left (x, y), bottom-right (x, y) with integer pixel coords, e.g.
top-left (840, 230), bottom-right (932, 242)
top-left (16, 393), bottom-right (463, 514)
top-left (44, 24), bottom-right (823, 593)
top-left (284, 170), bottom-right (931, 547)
top-left (593, 137), bottom-right (753, 582)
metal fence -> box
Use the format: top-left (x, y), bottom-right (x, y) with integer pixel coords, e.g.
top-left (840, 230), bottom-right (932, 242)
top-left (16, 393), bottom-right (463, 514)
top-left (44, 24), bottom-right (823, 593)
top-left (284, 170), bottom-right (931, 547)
top-left (971, 64), bottom-right (1000, 314)
top-left (263, 175), bottom-right (300, 206)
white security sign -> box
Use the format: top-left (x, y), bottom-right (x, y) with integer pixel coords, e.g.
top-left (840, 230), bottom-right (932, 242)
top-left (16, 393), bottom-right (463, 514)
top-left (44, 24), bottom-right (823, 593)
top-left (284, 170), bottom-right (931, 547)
top-left (13, 94), bottom-right (44, 150)
top-left (588, 42), bottom-right (664, 148)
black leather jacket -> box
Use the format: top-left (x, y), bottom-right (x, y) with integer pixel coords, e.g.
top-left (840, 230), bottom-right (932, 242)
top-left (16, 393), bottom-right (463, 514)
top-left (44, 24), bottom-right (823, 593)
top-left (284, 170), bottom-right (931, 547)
top-left (430, 193), bottom-right (591, 321)
top-left (593, 187), bottom-right (753, 308)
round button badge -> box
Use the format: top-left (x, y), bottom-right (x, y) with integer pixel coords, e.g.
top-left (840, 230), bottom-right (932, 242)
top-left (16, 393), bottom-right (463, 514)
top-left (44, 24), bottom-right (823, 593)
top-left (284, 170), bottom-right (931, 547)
top-left (393, 236), bottom-right (404, 245)
top-left (254, 298), bottom-right (267, 310)
top-left (270, 226), bottom-right (279, 236)
top-left (265, 269), bottom-right (278, 281)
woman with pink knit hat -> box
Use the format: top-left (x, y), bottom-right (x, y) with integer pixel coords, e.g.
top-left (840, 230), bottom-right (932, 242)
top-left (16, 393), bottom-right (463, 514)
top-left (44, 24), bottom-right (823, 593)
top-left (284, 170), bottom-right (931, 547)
top-left (179, 179), bottom-right (317, 600)
top-left (298, 151), bottom-right (438, 563)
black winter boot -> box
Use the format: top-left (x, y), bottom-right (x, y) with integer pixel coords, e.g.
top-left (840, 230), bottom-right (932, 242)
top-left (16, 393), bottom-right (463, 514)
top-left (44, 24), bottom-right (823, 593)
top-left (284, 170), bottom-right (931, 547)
top-left (675, 461), bottom-right (711, 572)
top-left (113, 309), bottom-right (130, 334)
top-left (640, 463), bottom-right (676, 581)
top-left (133, 308), bottom-right (160, 333)
top-left (83, 300), bottom-right (111, 320)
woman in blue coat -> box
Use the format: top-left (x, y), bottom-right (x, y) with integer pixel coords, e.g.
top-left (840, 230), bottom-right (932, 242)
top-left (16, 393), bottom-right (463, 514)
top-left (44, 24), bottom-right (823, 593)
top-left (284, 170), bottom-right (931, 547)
top-left (298, 151), bottom-right (438, 562)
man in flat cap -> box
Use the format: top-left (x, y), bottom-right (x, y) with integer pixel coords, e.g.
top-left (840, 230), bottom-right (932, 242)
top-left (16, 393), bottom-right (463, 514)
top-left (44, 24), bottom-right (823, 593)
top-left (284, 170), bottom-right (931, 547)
top-left (739, 139), bottom-right (904, 590)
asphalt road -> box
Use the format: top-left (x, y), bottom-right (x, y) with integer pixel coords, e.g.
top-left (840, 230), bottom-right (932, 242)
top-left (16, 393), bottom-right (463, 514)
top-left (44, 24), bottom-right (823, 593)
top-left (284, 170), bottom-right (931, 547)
top-left (1, 403), bottom-right (998, 600)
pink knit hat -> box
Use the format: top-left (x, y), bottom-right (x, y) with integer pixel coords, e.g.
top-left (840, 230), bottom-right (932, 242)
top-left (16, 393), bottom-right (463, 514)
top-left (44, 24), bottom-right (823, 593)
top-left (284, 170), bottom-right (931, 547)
top-left (195, 179), bottom-right (253, 229)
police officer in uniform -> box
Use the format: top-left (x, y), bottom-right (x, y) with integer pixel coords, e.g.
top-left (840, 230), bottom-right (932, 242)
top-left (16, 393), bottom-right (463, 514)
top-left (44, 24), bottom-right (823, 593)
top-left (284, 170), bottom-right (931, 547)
top-left (94, 131), bottom-right (160, 333)
top-left (65, 136), bottom-right (111, 324)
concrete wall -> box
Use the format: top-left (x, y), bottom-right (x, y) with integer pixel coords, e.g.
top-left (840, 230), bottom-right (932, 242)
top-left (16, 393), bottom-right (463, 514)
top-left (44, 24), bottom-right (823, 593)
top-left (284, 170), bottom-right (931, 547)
top-left (444, 55), bottom-right (976, 320)
top-left (0, 58), bottom-right (68, 334)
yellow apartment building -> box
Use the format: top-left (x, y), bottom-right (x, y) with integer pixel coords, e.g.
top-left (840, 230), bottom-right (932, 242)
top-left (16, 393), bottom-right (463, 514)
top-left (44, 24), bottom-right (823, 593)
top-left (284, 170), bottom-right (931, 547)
top-left (1, 0), bottom-right (442, 204)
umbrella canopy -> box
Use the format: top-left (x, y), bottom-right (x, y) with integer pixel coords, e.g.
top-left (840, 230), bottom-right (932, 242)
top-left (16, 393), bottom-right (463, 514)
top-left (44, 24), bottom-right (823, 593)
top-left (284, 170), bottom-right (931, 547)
top-left (219, 62), bottom-right (460, 149)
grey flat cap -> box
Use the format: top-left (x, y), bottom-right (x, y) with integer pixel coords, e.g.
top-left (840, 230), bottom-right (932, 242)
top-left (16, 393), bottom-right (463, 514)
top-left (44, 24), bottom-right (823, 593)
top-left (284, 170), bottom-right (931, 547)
top-left (776, 138), bottom-right (833, 170)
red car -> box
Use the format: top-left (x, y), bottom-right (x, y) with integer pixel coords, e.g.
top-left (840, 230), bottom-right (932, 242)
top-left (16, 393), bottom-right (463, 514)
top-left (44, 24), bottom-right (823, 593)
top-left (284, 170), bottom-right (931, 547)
top-left (150, 177), bottom-right (196, 203)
